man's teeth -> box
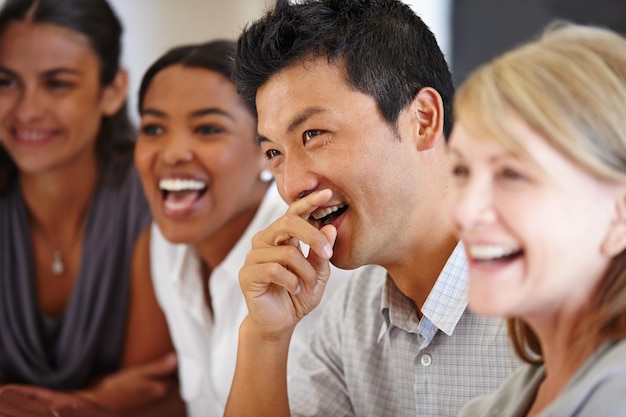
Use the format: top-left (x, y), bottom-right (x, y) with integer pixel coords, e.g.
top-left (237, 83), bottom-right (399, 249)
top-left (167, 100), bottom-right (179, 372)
top-left (468, 245), bottom-right (520, 261)
top-left (159, 178), bottom-right (206, 192)
top-left (312, 203), bottom-right (347, 221)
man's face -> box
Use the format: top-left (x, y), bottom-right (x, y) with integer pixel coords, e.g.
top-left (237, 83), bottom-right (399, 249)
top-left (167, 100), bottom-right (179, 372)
top-left (256, 57), bottom-right (424, 270)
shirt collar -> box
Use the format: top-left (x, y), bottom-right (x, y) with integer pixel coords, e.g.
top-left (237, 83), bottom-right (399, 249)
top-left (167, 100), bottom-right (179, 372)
top-left (421, 242), bottom-right (469, 336)
top-left (379, 242), bottom-right (468, 342)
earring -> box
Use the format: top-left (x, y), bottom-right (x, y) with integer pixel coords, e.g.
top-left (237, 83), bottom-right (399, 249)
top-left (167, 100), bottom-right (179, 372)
top-left (259, 169), bottom-right (273, 182)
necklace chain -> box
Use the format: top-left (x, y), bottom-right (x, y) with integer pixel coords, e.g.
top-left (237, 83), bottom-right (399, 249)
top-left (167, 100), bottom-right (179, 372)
top-left (34, 222), bottom-right (85, 276)
top-left (51, 250), bottom-right (65, 275)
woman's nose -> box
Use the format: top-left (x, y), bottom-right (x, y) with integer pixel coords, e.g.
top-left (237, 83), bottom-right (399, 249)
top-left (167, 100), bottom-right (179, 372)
top-left (14, 87), bottom-right (44, 123)
top-left (452, 176), bottom-right (496, 232)
top-left (161, 135), bottom-right (193, 165)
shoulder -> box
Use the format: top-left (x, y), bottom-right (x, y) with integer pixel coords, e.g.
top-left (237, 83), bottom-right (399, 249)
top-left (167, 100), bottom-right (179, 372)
top-left (134, 226), bottom-right (151, 260)
top-left (571, 340), bottom-right (626, 390)
top-left (458, 364), bottom-right (542, 417)
top-left (571, 383), bottom-right (626, 417)
top-left (549, 340), bottom-right (626, 417)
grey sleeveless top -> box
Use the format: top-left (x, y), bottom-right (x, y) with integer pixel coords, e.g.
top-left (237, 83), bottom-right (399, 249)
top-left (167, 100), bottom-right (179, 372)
top-left (0, 163), bottom-right (151, 389)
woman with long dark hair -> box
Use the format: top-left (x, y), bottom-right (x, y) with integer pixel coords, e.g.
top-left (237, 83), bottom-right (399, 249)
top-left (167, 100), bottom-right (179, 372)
top-left (0, 0), bottom-right (181, 414)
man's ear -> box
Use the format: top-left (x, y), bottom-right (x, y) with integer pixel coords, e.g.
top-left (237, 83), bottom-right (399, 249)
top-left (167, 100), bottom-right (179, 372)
top-left (100, 69), bottom-right (129, 117)
top-left (406, 86), bottom-right (444, 151)
top-left (602, 187), bottom-right (626, 257)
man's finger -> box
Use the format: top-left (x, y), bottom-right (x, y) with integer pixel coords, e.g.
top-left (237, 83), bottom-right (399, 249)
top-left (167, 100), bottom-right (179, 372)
top-left (305, 224), bottom-right (337, 294)
top-left (285, 189), bottom-right (333, 220)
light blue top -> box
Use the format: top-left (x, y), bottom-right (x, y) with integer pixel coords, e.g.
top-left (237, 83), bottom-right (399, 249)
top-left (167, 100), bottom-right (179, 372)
top-left (458, 339), bottom-right (626, 417)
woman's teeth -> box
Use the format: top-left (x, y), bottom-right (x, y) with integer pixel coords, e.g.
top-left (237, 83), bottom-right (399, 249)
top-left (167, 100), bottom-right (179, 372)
top-left (19, 130), bottom-right (48, 141)
top-left (159, 178), bottom-right (206, 192)
top-left (468, 245), bottom-right (521, 261)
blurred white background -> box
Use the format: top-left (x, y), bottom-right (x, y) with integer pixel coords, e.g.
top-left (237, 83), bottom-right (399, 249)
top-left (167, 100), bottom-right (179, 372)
top-left (0, 0), bottom-right (451, 123)
top-left (107, 0), bottom-right (451, 121)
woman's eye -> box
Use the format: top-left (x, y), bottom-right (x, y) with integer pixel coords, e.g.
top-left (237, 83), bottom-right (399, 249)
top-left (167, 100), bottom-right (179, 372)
top-left (501, 168), bottom-right (525, 181)
top-left (452, 164), bottom-right (469, 178)
top-left (196, 125), bottom-right (223, 135)
top-left (0, 77), bottom-right (16, 89)
top-left (304, 130), bottom-right (322, 142)
top-left (140, 124), bottom-right (164, 136)
top-left (45, 79), bottom-right (74, 90)
top-left (265, 149), bottom-right (281, 160)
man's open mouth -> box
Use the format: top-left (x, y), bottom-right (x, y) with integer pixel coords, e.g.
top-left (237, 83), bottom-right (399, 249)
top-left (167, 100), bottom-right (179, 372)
top-left (310, 203), bottom-right (348, 229)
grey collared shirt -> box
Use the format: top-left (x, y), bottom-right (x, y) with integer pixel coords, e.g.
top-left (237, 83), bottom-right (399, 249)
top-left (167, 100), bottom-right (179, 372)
top-left (288, 244), bottom-right (520, 417)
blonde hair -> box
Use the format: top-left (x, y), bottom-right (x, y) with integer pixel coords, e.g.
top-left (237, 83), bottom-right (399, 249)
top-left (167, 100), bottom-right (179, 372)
top-left (455, 22), bottom-right (626, 364)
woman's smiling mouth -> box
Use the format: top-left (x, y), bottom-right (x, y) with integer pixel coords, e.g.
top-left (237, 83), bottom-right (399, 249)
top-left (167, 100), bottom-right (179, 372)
top-left (159, 177), bottom-right (208, 214)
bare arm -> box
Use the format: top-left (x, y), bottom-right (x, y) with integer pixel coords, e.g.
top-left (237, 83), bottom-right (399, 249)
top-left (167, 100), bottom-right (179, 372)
top-left (79, 228), bottom-right (185, 416)
top-left (0, 385), bottom-right (118, 417)
top-left (224, 190), bottom-right (337, 417)
top-left (121, 227), bottom-right (175, 368)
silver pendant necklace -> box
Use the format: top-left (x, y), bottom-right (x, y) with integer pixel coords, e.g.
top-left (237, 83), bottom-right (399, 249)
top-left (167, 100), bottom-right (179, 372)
top-left (51, 250), bottom-right (65, 275)
top-left (34, 223), bottom-right (84, 276)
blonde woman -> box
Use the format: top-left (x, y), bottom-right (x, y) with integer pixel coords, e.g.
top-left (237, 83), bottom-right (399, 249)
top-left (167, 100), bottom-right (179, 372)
top-left (450, 23), bottom-right (626, 416)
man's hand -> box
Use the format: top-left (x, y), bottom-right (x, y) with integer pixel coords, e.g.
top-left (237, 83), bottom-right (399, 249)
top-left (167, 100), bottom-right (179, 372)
top-left (239, 189), bottom-right (337, 339)
top-left (225, 189), bottom-right (338, 417)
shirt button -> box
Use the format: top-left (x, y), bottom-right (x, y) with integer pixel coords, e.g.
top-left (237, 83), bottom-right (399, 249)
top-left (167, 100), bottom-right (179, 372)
top-left (420, 353), bottom-right (432, 367)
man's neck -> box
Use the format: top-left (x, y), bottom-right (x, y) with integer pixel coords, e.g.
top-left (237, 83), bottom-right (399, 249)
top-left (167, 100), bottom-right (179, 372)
top-left (385, 232), bottom-right (459, 309)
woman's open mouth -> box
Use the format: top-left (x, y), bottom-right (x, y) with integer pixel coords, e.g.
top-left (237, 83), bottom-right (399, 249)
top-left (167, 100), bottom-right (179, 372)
top-left (159, 178), bottom-right (208, 214)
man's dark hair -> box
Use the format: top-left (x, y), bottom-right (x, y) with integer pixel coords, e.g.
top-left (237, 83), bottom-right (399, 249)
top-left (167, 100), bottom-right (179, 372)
top-left (233, 0), bottom-right (453, 138)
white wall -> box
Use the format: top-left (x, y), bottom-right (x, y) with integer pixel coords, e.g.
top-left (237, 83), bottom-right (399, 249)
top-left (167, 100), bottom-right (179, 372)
top-left (0, 0), bottom-right (450, 122)
top-left (406, 0), bottom-right (452, 62)
top-left (107, 0), bottom-right (450, 122)
top-left (108, 0), bottom-right (272, 121)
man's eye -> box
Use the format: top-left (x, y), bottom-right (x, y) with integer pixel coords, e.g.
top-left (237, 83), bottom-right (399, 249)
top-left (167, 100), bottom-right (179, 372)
top-left (140, 124), bottom-right (164, 136)
top-left (265, 149), bottom-right (281, 160)
top-left (304, 130), bottom-right (322, 142)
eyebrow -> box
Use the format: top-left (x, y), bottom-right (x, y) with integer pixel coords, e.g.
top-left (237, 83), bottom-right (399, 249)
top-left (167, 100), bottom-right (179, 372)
top-left (140, 107), bottom-right (233, 119)
top-left (449, 144), bottom-right (518, 164)
top-left (257, 106), bottom-right (327, 145)
top-left (191, 107), bottom-right (233, 120)
top-left (0, 67), bottom-right (16, 77)
top-left (43, 68), bottom-right (82, 77)
top-left (0, 66), bottom-right (82, 78)
top-left (287, 106), bottom-right (326, 133)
